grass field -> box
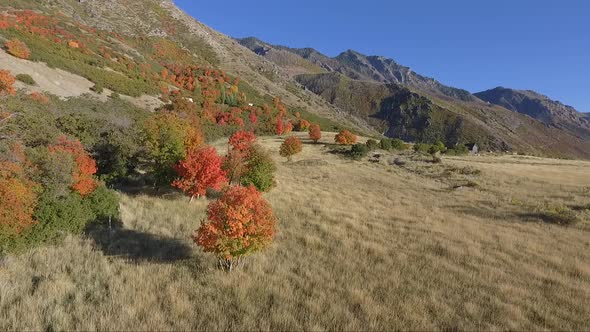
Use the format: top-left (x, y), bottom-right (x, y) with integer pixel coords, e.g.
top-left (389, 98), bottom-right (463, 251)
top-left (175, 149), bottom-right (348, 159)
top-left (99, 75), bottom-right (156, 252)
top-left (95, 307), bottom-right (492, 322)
top-left (1, 133), bottom-right (590, 331)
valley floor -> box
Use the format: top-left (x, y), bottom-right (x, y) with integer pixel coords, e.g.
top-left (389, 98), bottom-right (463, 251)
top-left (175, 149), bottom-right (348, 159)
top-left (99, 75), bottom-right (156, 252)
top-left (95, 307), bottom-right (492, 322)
top-left (1, 133), bottom-right (590, 330)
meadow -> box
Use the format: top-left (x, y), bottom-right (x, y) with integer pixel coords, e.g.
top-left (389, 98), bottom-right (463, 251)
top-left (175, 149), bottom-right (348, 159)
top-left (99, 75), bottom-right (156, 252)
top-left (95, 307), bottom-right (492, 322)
top-left (1, 132), bottom-right (589, 331)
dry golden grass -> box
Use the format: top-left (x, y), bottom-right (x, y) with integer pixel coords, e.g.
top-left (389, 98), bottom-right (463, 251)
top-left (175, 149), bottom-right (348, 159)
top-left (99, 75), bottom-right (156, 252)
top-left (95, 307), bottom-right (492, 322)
top-left (1, 133), bottom-right (590, 331)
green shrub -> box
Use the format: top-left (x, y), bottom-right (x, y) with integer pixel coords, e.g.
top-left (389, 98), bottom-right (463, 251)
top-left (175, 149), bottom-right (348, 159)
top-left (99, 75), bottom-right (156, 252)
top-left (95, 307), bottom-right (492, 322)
top-left (380, 138), bottom-right (392, 151)
top-left (350, 143), bottom-right (369, 160)
top-left (86, 185), bottom-right (120, 222)
top-left (16, 73), bottom-right (36, 85)
top-left (29, 192), bottom-right (95, 243)
top-left (391, 138), bottom-right (408, 150)
top-left (366, 139), bottom-right (379, 151)
top-left (241, 145), bottom-right (277, 192)
top-left (445, 144), bottom-right (469, 156)
top-left (413, 143), bottom-right (432, 154)
top-left (429, 141), bottom-right (446, 154)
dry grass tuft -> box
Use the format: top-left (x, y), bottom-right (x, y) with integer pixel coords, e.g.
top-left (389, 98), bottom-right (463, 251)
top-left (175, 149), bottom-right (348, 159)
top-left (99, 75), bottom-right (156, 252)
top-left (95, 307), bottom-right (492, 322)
top-left (1, 134), bottom-right (590, 330)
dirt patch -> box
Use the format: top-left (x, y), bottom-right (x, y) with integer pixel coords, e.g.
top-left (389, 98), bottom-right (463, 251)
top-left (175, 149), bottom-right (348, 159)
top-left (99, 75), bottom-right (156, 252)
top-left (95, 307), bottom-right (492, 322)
top-left (0, 49), bottom-right (95, 98)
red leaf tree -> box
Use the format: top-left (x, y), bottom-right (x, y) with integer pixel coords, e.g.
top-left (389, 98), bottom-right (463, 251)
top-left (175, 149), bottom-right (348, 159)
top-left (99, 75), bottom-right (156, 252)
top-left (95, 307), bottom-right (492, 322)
top-left (48, 136), bottom-right (98, 197)
top-left (334, 130), bottom-right (357, 145)
top-left (193, 185), bottom-right (277, 270)
top-left (279, 136), bottom-right (303, 161)
top-left (308, 124), bottom-right (321, 143)
top-left (228, 130), bottom-right (256, 153)
top-left (172, 147), bottom-right (227, 201)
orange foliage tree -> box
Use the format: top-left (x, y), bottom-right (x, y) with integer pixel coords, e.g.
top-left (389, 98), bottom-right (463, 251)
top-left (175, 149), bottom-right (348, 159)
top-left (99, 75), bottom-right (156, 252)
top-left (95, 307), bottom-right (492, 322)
top-left (0, 144), bottom-right (39, 237)
top-left (308, 124), bottom-right (321, 143)
top-left (0, 70), bottom-right (16, 95)
top-left (193, 185), bottom-right (277, 270)
top-left (4, 39), bottom-right (30, 59)
top-left (334, 130), bottom-right (357, 145)
top-left (228, 130), bottom-right (256, 153)
top-left (279, 136), bottom-right (303, 161)
top-left (48, 136), bottom-right (98, 196)
top-left (172, 147), bottom-right (227, 201)
top-left (296, 119), bottom-right (311, 132)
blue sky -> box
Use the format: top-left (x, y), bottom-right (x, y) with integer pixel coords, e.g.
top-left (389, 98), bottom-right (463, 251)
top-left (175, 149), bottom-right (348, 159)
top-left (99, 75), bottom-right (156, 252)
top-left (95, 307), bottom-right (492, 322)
top-left (175, 0), bottom-right (590, 112)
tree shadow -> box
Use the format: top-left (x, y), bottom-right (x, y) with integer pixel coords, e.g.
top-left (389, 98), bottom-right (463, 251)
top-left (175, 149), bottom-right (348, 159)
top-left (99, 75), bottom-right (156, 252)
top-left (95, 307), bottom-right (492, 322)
top-left (85, 221), bottom-right (193, 263)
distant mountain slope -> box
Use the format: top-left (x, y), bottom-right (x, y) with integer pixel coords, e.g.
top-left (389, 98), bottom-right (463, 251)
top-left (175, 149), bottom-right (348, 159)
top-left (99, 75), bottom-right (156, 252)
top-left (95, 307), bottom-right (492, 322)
top-left (475, 87), bottom-right (590, 139)
top-left (237, 37), bottom-right (476, 101)
top-left (296, 72), bottom-right (590, 158)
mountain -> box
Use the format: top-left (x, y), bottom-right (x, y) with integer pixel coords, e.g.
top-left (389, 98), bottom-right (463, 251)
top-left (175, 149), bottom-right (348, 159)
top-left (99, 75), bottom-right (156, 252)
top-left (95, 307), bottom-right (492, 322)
top-left (475, 87), bottom-right (590, 139)
top-left (236, 37), bottom-right (477, 102)
top-left (237, 36), bottom-right (590, 159)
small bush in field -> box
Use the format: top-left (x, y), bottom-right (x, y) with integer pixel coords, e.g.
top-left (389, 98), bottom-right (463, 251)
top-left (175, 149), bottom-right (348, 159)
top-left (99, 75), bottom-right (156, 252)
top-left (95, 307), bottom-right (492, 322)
top-left (241, 145), bottom-right (276, 192)
top-left (391, 139), bottom-right (407, 150)
top-left (380, 138), bottom-right (392, 151)
top-left (350, 143), bottom-right (369, 160)
top-left (308, 124), bottom-right (321, 143)
top-left (193, 185), bottom-right (277, 271)
top-left (335, 130), bottom-right (357, 145)
top-left (279, 136), bottom-right (303, 161)
top-left (16, 74), bottom-right (35, 85)
top-left (5, 39), bottom-right (30, 59)
top-left (366, 139), bottom-right (379, 151)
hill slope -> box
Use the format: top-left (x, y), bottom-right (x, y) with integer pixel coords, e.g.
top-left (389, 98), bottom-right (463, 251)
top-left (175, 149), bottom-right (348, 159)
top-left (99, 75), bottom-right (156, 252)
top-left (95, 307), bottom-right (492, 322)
top-left (475, 87), bottom-right (590, 139)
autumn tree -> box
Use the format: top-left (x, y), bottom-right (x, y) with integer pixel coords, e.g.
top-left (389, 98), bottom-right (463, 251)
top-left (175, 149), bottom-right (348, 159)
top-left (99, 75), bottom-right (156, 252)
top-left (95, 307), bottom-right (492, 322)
top-left (193, 185), bottom-right (277, 271)
top-left (228, 130), bottom-right (256, 153)
top-left (0, 70), bottom-right (16, 95)
top-left (0, 144), bottom-right (39, 238)
top-left (48, 135), bottom-right (98, 197)
top-left (279, 136), bottom-right (303, 161)
top-left (4, 39), bottom-right (30, 59)
top-left (172, 147), bottom-right (227, 201)
top-left (141, 111), bottom-right (203, 186)
top-left (334, 130), bottom-right (357, 145)
top-left (309, 124), bottom-right (321, 143)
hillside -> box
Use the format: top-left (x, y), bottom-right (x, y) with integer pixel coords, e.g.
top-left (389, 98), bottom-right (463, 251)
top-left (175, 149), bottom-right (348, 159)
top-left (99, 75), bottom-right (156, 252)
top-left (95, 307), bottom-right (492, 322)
top-left (475, 87), bottom-right (590, 139)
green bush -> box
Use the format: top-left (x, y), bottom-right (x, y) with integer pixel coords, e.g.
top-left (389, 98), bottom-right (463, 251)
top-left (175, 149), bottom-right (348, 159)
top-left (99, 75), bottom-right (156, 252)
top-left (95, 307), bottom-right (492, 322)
top-left (93, 127), bottom-right (141, 185)
top-left (413, 143), bottom-right (432, 154)
top-left (445, 144), bottom-right (469, 156)
top-left (429, 141), bottom-right (446, 154)
top-left (16, 73), bottom-right (36, 85)
top-left (29, 192), bottom-right (94, 243)
top-left (241, 145), bottom-right (277, 192)
top-left (350, 143), bottom-right (369, 160)
top-left (86, 185), bottom-right (120, 222)
top-left (380, 138), bottom-right (392, 151)
top-left (391, 138), bottom-right (408, 150)
top-left (366, 139), bottom-right (379, 151)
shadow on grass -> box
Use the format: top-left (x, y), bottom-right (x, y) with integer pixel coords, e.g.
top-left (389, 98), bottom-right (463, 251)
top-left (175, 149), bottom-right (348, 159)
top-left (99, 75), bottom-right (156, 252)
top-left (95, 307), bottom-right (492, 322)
top-left (516, 212), bottom-right (578, 226)
top-left (85, 221), bottom-right (193, 263)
